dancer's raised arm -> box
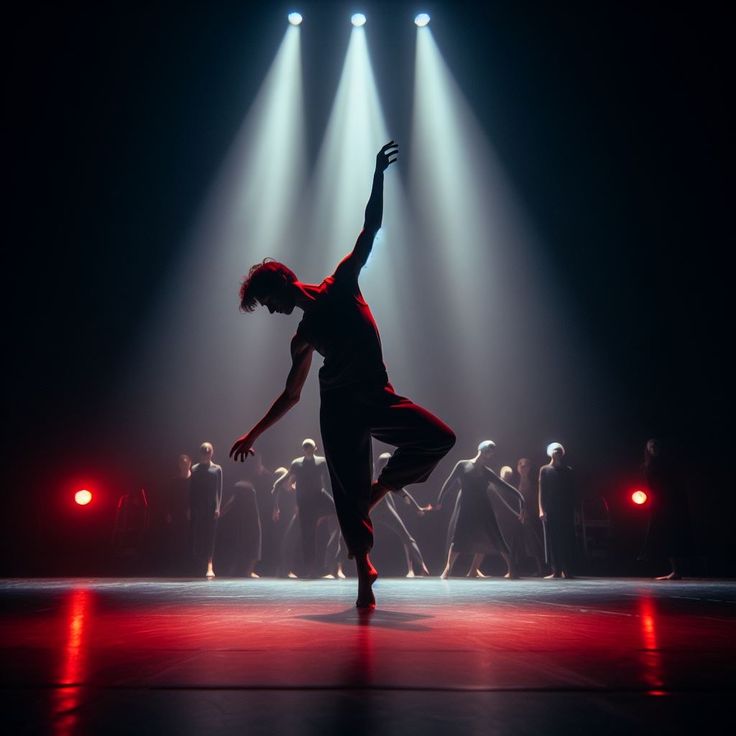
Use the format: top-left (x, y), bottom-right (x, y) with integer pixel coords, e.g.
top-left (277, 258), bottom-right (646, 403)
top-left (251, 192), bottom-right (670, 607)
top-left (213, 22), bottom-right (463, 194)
top-left (337, 141), bottom-right (398, 278)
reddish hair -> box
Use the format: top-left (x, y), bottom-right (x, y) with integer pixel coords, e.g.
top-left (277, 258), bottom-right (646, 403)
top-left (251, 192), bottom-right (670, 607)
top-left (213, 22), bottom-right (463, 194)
top-left (239, 259), bottom-right (297, 312)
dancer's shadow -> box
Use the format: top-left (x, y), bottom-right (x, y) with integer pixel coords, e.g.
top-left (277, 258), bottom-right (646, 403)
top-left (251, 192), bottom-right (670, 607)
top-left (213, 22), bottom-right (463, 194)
top-left (297, 607), bottom-right (432, 631)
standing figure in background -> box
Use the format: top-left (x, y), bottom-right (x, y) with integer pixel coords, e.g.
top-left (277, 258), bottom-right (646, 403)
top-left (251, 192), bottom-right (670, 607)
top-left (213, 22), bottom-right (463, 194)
top-left (510, 458), bottom-right (545, 576)
top-left (641, 438), bottom-right (691, 580)
top-left (539, 442), bottom-right (577, 579)
top-left (190, 442), bottom-right (223, 579)
top-left (272, 439), bottom-right (344, 579)
top-left (159, 453), bottom-right (192, 575)
top-left (373, 451), bottom-right (431, 577)
top-left (217, 479), bottom-right (262, 578)
top-left (437, 441), bottom-right (524, 579)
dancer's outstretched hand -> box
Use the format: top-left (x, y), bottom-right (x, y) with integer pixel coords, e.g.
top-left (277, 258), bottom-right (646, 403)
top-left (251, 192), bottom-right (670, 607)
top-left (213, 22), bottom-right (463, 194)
top-left (230, 434), bottom-right (255, 462)
top-left (376, 140), bottom-right (399, 173)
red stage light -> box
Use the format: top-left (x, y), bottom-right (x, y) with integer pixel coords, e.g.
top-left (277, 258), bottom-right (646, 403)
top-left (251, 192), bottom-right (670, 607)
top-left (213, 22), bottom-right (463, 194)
top-left (631, 489), bottom-right (648, 506)
top-left (75, 489), bottom-right (93, 506)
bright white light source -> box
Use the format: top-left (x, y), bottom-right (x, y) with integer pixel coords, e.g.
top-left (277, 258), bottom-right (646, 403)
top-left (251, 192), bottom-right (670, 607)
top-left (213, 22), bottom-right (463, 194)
top-left (351, 13), bottom-right (367, 27)
top-left (288, 12), bottom-right (302, 26)
top-left (415, 13), bottom-right (430, 27)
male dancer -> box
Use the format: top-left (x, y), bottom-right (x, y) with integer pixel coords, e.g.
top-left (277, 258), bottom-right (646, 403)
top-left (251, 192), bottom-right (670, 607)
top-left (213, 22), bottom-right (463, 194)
top-left (272, 438), bottom-right (344, 578)
top-left (230, 141), bottom-right (456, 607)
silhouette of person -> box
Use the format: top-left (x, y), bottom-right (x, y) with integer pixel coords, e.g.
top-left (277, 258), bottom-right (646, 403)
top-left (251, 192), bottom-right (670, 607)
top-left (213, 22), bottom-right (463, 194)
top-left (159, 453), bottom-right (191, 574)
top-left (372, 451), bottom-right (431, 577)
top-left (640, 438), bottom-right (691, 580)
top-left (539, 442), bottom-right (576, 579)
top-left (437, 441), bottom-right (524, 579)
top-left (190, 441), bottom-right (223, 579)
top-left (514, 457), bottom-right (545, 575)
top-left (230, 141), bottom-right (456, 607)
top-left (217, 479), bottom-right (261, 577)
top-left (272, 438), bottom-right (344, 579)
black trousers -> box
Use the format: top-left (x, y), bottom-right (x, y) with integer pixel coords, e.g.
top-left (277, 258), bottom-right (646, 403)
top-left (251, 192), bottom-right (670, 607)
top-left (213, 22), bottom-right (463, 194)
top-left (320, 383), bottom-right (455, 557)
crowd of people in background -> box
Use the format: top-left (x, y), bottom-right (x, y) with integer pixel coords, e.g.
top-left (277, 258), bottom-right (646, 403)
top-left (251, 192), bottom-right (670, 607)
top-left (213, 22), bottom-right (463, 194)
top-left (147, 436), bottom-right (690, 582)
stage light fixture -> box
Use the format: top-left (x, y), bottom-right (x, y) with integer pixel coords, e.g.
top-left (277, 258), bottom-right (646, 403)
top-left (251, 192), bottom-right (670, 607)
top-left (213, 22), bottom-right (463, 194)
top-left (351, 13), bottom-right (367, 27)
top-left (631, 489), bottom-right (648, 506)
top-left (75, 489), bottom-right (93, 506)
top-left (288, 12), bottom-right (302, 26)
top-left (415, 13), bottom-right (430, 27)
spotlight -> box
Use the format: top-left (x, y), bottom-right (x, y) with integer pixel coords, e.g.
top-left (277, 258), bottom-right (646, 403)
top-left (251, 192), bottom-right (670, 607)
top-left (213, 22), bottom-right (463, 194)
top-left (415, 13), bottom-right (430, 27)
top-left (351, 13), bottom-right (367, 27)
top-left (288, 12), bottom-right (303, 26)
top-left (631, 489), bottom-right (648, 506)
top-left (75, 489), bottom-right (93, 506)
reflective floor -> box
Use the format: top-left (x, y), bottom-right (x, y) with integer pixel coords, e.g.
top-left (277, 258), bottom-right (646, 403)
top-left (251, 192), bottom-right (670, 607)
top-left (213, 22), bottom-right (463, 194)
top-left (2, 577), bottom-right (734, 735)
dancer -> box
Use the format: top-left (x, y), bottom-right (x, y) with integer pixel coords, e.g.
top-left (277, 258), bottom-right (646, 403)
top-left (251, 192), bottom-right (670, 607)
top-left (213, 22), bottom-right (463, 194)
top-left (539, 442), bottom-right (577, 579)
top-left (640, 438), bottom-right (691, 580)
top-left (230, 141), bottom-right (456, 608)
top-left (514, 457), bottom-right (545, 575)
top-left (373, 451), bottom-right (431, 577)
top-left (190, 442), bottom-right (223, 579)
top-left (217, 479), bottom-right (262, 578)
top-left (437, 441), bottom-right (524, 579)
top-left (272, 438), bottom-right (344, 579)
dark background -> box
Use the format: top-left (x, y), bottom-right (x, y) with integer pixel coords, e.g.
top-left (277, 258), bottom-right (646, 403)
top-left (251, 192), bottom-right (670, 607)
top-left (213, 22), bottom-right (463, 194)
top-left (4, 1), bottom-right (733, 576)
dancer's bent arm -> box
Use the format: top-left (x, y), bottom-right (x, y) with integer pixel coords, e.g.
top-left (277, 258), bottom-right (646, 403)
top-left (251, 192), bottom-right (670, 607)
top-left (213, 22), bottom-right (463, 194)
top-left (230, 335), bottom-right (314, 461)
top-left (337, 141), bottom-right (398, 278)
top-left (436, 462), bottom-right (461, 508)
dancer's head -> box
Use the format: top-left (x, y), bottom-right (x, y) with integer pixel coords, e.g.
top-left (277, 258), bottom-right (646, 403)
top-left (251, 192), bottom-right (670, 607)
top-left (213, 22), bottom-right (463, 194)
top-left (177, 453), bottom-right (192, 477)
top-left (302, 438), bottom-right (316, 458)
top-left (477, 440), bottom-right (496, 463)
top-left (239, 259), bottom-right (298, 314)
top-left (546, 442), bottom-right (564, 464)
top-left (500, 465), bottom-right (514, 482)
top-left (646, 438), bottom-right (660, 457)
top-left (199, 442), bottom-right (214, 462)
top-left (516, 457), bottom-right (531, 477)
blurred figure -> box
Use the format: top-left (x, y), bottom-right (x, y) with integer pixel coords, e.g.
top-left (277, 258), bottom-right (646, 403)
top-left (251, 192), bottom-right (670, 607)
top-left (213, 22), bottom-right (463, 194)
top-left (437, 441), bottom-right (524, 579)
top-left (159, 453), bottom-right (192, 575)
top-left (190, 442), bottom-right (223, 579)
top-left (217, 479), bottom-right (262, 577)
top-left (640, 438), bottom-right (691, 580)
top-left (373, 452), bottom-right (431, 577)
top-left (272, 439), bottom-right (344, 579)
top-left (510, 458), bottom-right (545, 576)
top-left (539, 442), bottom-right (577, 579)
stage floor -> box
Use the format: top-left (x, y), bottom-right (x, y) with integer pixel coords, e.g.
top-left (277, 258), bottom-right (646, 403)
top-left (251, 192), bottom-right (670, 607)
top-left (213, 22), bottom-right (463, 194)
top-left (2, 577), bottom-right (734, 735)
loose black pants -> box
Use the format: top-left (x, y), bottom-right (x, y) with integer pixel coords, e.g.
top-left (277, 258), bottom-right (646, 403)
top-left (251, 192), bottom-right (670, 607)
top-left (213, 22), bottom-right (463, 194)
top-left (320, 383), bottom-right (455, 557)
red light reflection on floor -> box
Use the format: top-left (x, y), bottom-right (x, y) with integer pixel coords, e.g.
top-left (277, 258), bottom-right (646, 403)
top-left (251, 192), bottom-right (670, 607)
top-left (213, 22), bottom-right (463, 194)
top-left (638, 595), bottom-right (666, 696)
top-left (53, 588), bottom-right (93, 736)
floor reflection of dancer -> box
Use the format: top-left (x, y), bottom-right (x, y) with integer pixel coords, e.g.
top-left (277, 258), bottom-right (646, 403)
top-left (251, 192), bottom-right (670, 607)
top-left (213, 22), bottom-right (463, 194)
top-left (190, 442), bottom-right (223, 579)
top-left (437, 441), bottom-right (524, 579)
top-left (230, 141), bottom-right (455, 608)
top-left (373, 452), bottom-right (431, 577)
top-left (539, 442), bottom-right (576, 579)
top-left (272, 438), bottom-right (344, 579)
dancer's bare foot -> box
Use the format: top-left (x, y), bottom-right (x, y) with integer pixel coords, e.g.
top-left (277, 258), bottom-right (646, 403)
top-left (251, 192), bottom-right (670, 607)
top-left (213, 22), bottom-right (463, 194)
top-left (421, 564), bottom-right (430, 576)
top-left (287, 571), bottom-right (298, 579)
top-left (504, 571), bottom-right (519, 580)
top-left (561, 571), bottom-right (575, 579)
top-left (655, 572), bottom-right (682, 580)
top-left (322, 573), bottom-right (336, 579)
top-left (544, 572), bottom-right (561, 579)
top-left (440, 568), bottom-right (450, 579)
top-left (355, 557), bottom-right (378, 608)
top-left (469, 569), bottom-right (488, 578)
top-left (205, 570), bottom-right (215, 580)
top-left (406, 569), bottom-right (416, 578)
top-left (336, 566), bottom-right (346, 580)
top-left (249, 572), bottom-right (260, 578)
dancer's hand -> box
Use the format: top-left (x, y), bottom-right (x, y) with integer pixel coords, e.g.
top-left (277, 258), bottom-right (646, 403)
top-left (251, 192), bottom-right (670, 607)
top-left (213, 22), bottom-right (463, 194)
top-left (375, 140), bottom-right (398, 174)
top-left (272, 507), bottom-right (280, 522)
top-left (418, 505), bottom-right (433, 516)
top-left (230, 433), bottom-right (256, 462)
